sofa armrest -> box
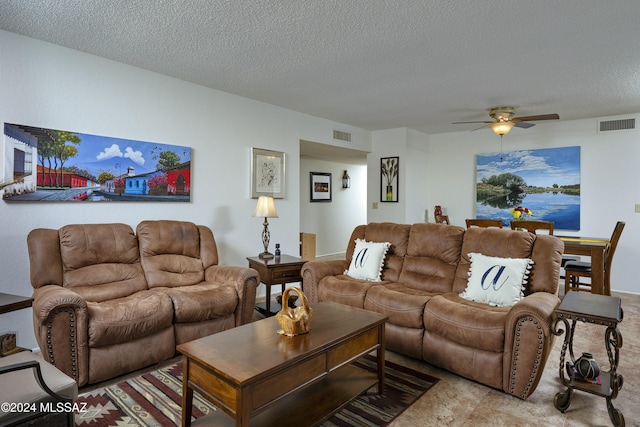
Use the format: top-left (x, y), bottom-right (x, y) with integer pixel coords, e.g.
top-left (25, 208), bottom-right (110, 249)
top-left (205, 266), bottom-right (259, 325)
top-left (32, 286), bottom-right (89, 386)
top-left (301, 260), bottom-right (349, 303)
top-left (503, 292), bottom-right (560, 399)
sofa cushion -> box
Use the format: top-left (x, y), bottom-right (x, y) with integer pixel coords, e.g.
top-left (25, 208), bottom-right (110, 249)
top-left (137, 221), bottom-right (207, 288)
top-left (423, 293), bottom-right (508, 353)
top-left (460, 253), bottom-right (533, 307)
top-left (59, 223), bottom-right (140, 269)
top-left (87, 290), bottom-right (174, 347)
top-left (64, 264), bottom-right (148, 302)
top-left (59, 223), bottom-right (148, 302)
top-left (317, 275), bottom-right (381, 308)
top-left (364, 283), bottom-right (433, 328)
top-left (345, 239), bottom-right (390, 281)
top-left (345, 223), bottom-right (411, 282)
top-left (398, 223), bottom-right (464, 293)
top-left (453, 227), bottom-right (536, 294)
top-left (158, 283), bottom-right (239, 323)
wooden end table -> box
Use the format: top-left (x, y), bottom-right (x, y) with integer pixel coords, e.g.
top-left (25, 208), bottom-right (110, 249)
top-left (177, 302), bottom-right (387, 426)
top-left (552, 291), bottom-right (624, 426)
top-left (0, 293), bottom-right (33, 315)
top-left (247, 255), bottom-right (306, 317)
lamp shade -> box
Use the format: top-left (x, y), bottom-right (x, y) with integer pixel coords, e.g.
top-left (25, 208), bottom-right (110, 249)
top-left (491, 121), bottom-right (515, 136)
top-left (252, 196), bottom-right (278, 218)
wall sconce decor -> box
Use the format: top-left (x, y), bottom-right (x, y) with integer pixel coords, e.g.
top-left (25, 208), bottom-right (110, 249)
top-left (252, 195), bottom-right (278, 259)
top-left (342, 170), bottom-right (350, 188)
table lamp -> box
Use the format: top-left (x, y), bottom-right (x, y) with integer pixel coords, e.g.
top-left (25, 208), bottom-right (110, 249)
top-left (253, 195), bottom-right (278, 259)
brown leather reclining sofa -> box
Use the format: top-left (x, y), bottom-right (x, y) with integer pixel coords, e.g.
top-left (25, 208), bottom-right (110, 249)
top-left (27, 220), bottom-right (259, 387)
top-left (302, 222), bottom-right (564, 399)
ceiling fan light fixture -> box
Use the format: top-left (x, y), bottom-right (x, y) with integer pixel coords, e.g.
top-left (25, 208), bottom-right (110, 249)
top-left (491, 121), bottom-right (514, 136)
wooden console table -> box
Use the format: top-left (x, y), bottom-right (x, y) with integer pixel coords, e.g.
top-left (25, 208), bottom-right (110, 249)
top-left (247, 255), bottom-right (306, 317)
top-left (552, 291), bottom-right (624, 426)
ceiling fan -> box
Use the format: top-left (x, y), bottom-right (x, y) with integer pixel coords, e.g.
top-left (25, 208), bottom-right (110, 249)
top-left (452, 106), bottom-right (559, 135)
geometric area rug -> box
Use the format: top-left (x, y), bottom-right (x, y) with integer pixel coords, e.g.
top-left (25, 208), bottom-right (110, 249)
top-left (74, 354), bottom-right (439, 427)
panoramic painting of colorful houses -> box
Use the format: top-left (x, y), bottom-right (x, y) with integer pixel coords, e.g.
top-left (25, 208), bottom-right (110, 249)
top-left (2, 123), bottom-right (191, 202)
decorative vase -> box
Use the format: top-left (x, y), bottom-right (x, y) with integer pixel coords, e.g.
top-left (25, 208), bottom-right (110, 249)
top-left (276, 288), bottom-right (312, 337)
top-left (386, 185), bottom-right (393, 201)
top-left (575, 352), bottom-right (600, 380)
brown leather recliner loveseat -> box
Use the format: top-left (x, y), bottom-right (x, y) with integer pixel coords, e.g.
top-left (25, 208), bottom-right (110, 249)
top-left (27, 220), bottom-right (258, 387)
top-left (302, 222), bottom-right (564, 399)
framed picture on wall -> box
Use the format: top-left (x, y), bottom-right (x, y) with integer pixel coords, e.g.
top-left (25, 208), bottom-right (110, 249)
top-left (251, 147), bottom-right (285, 198)
top-left (310, 172), bottom-right (332, 202)
top-left (380, 156), bottom-right (399, 202)
top-left (2, 123), bottom-right (192, 202)
top-left (475, 146), bottom-right (580, 230)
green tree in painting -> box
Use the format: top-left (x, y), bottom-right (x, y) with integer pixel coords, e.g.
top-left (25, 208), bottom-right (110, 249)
top-left (38, 130), bottom-right (81, 187)
top-left (482, 173), bottom-right (527, 194)
top-left (97, 171), bottom-right (115, 184)
top-left (155, 150), bottom-right (181, 172)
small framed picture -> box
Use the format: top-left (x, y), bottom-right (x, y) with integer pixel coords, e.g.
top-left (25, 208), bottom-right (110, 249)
top-left (251, 148), bottom-right (285, 198)
top-left (310, 172), bottom-right (332, 202)
top-left (380, 156), bottom-right (399, 202)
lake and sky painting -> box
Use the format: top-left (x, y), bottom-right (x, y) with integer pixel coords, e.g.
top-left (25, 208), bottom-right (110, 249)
top-left (476, 146), bottom-right (580, 230)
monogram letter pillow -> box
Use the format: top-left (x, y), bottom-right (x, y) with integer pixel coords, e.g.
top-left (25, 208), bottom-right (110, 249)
top-left (460, 252), bottom-right (534, 307)
top-left (344, 239), bottom-right (391, 281)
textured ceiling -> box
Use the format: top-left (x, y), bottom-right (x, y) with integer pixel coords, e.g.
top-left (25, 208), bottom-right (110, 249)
top-left (2, 0), bottom-right (640, 137)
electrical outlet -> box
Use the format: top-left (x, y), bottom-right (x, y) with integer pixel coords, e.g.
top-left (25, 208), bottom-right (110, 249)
top-left (372, 202), bottom-right (379, 209)
top-left (635, 204), bottom-right (640, 213)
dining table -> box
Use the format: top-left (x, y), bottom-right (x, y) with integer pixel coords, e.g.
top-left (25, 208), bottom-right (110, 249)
top-left (557, 236), bottom-right (610, 295)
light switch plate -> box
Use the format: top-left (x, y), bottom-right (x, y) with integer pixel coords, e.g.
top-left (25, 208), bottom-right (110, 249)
top-left (635, 204), bottom-right (640, 213)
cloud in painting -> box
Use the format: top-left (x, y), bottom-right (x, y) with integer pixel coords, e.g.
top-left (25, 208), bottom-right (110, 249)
top-left (96, 144), bottom-right (123, 160)
top-left (94, 144), bottom-right (145, 166)
top-left (124, 147), bottom-right (145, 165)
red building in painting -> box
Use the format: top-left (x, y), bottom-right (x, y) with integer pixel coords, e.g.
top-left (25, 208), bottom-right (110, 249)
top-left (167, 161), bottom-right (190, 196)
top-left (36, 166), bottom-right (89, 188)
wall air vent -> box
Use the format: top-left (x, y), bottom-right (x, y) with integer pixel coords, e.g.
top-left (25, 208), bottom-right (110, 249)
top-left (333, 130), bottom-right (352, 142)
top-left (598, 118), bottom-right (636, 132)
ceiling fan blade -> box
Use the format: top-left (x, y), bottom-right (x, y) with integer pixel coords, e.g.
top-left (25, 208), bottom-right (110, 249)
top-left (451, 121), bottom-right (493, 124)
top-left (511, 113), bottom-right (559, 122)
top-left (470, 123), bottom-right (493, 132)
top-left (514, 122), bottom-right (535, 129)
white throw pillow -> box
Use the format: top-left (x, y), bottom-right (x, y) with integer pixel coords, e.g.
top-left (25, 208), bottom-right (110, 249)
top-left (344, 239), bottom-right (391, 281)
top-left (460, 252), bottom-right (534, 307)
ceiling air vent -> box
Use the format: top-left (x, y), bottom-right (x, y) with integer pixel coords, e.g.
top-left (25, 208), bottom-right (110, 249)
top-left (333, 130), bottom-right (352, 142)
top-left (598, 118), bottom-right (636, 132)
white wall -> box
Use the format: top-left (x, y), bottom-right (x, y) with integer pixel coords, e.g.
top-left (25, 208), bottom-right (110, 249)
top-left (424, 116), bottom-right (640, 295)
top-left (300, 158), bottom-right (366, 256)
top-left (0, 30), bottom-right (372, 350)
top-left (368, 128), bottom-right (430, 223)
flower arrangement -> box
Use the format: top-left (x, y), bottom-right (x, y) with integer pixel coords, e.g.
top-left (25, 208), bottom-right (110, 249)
top-left (510, 206), bottom-right (532, 220)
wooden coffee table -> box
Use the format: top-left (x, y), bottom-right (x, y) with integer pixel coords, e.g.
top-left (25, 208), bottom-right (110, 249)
top-left (177, 302), bottom-right (387, 426)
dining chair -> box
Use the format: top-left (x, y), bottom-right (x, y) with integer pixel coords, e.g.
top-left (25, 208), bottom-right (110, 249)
top-left (465, 219), bottom-right (503, 228)
top-left (564, 221), bottom-right (626, 296)
top-left (435, 215), bottom-right (450, 225)
top-left (510, 220), bottom-right (579, 271)
top-left (510, 220), bottom-right (554, 235)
